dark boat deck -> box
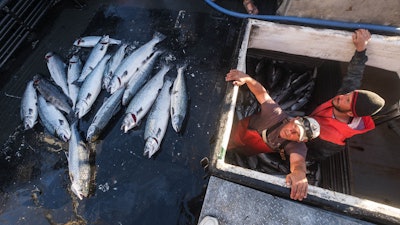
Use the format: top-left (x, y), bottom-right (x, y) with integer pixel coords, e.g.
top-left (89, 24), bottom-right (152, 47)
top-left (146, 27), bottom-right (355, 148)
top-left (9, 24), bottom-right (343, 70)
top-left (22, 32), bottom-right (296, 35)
top-left (1, 0), bottom-right (400, 224)
top-left (0, 1), bottom-right (243, 224)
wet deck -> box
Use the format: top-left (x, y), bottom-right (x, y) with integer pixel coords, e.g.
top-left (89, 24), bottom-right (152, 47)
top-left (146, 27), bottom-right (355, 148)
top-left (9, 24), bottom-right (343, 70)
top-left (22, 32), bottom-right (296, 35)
top-left (0, 0), bottom-right (243, 224)
top-left (1, 0), bottom-right (400, 224)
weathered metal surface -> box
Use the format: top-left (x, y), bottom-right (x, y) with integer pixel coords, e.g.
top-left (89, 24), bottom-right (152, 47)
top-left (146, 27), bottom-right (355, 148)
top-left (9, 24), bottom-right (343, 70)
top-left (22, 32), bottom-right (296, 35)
top-left (277, 0), bottom-right (400, 27)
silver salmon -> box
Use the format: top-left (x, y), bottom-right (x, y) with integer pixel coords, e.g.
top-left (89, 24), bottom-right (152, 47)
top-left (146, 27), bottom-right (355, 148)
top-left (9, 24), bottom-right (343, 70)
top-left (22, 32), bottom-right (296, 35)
top-left (75, 55), bottom-right (111, 119)
top-left (20, 80), bottom-right (38, 130)
top-left (67, 122), bottom-right (90, 200)
top-left (37, 95), bottom-right (71, 142)
top-left (73, 35), bottom-right (121, 47)
top-left (78, 35), bottom-right (110, 83)
top-left (108, 32), bottom-right (166, 94)
top-left (33, 74), bottom-right (73, 115)
top-left (144, 78), bottom-right (173, 158)
top-left (170, 64), bottom-right (188, 132)
top-left (45, 52), bottom-right (69, 97)
top-left (121, 49), bottom-right (164, 106)
top-left (86, 88), bottom-right (124, 142)
top-left (121, 64), bottom-right (170, 133)
top-left (103, 43), bottom-right (128, 91)
top-left (67, 55), bottom-right (82, 109)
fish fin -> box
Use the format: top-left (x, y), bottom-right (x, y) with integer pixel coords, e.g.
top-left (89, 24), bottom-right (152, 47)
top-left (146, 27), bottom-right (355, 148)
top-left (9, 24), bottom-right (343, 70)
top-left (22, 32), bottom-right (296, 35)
top-left (85, 93), bottom-right (92, 101)
top-left (136, 107), bottom-right (143, 114)
top-left (156, 128), bottom-right (162, 137)
top-left (72, 79), bottom-right (83, 86)
top-left (102, 96), bottom-right (109, 103)
top-left (112, 104), bottom-right (122, 117)
top-left (64, 151), bottom-right (69, 161)
top-left (59, 119), bottom-right (65, 126)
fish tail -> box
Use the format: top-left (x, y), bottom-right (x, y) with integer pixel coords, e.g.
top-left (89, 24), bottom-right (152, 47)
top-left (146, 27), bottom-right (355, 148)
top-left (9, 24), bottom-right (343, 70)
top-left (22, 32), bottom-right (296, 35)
top-left (67, 111), bottom-right (78, 124)
top-left (164, 76), bottom-right (175, 84)
top-left (159, 63), bottom-right (171, 73)
top-left (177, 63), bottom-right (188, 71)
top-left (153, 31), bottom-right (166, 42)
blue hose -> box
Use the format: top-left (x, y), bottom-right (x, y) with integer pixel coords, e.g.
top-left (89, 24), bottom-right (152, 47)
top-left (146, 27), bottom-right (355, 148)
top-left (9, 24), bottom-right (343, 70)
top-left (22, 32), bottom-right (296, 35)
top-left (204, 0), bottom-right (400, 34)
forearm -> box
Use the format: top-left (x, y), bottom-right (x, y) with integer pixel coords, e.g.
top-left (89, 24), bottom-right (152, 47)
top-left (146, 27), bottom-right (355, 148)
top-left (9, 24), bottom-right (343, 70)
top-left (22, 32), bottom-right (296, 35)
top-left (244, 76), bottom-right (271, 104)
top-left (338, 50), bottom-right (368, 94)
top-left (225, 69), bottom-right (272, 104)
top-left (289, 153), bottom-right (307, 174)
top-left (286, 152), bottom-right (308, 201)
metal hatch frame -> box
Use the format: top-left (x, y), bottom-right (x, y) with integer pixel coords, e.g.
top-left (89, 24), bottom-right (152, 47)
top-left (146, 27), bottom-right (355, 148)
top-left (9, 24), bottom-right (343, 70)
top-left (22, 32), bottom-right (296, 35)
top-left (208, 18), bottom-right (400, 225)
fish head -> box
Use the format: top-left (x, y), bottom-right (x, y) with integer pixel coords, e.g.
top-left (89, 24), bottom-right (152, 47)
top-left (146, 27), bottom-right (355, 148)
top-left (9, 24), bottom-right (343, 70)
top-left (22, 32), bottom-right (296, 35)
top-left (171, 115), bottom-right (184, 133)
top-left (69, 55), bottom-right (79, 64)
top-left (57, 126), bottom-right (71, 142)
top-left (73, 38), bottom-right (84, 46)
top-left (44, 52), bottom-right (55, 64)
top-left (121, 95), bottom-right (128, 106)
top-left (23, 116), bottom-right (37, 130)
top-left (121, 114), bottom-right (137, 133)
top-left (32, 74), bottom-right (42, 87)
top-left (144, 138), bottom-right (160, 158)
top-left (71, 182), bottom-right (85, 200)
top-left (107, 77), bottom-right (120, 94)
top-left (74, 102), bottom-right (89, 119)
top-left (86, 126), bottom-right (99, 142)
top-left (74, 106), bottom-right (83, 119)
top-left (102, 74), bottom-right (112, 90)
top-left (100, 35), bottom-right (110, 44)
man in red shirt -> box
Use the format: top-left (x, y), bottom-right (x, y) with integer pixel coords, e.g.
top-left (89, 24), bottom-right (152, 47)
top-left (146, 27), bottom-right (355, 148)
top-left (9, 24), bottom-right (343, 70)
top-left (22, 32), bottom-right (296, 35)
top-left (307, 29), bottom-right (385, 160)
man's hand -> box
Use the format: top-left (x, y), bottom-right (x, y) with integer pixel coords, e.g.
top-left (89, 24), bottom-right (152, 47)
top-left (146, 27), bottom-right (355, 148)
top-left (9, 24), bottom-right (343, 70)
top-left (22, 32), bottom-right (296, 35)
top-left (225, 69), bottom-right (249, 86)
top-left (285, 170), bottom-right (308, 201)
top-left (352, 29), bottom-right (371, 52)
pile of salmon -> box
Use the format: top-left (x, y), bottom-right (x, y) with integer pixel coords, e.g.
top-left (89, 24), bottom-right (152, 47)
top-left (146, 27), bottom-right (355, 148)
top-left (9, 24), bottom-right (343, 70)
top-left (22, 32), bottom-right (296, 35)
top-left (20, 32), bottom-right (189, 199)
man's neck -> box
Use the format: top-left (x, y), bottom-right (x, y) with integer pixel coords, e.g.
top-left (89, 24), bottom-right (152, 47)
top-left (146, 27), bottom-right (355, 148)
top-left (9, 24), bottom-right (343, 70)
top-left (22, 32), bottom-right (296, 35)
top-left (333, 108), bottom-right (351, 123)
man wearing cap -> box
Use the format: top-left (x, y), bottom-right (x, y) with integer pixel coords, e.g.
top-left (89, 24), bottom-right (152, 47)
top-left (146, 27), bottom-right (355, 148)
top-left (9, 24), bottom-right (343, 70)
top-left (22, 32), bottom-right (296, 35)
top-left (225, 69), bottom-right (320, 201)
top-left (307, 29), bottom-right (385, 160)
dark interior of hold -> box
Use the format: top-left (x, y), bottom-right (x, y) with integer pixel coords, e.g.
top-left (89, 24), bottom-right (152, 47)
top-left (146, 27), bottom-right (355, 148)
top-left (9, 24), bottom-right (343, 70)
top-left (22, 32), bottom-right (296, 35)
top-left (225, 48), bottom-right (398, 198)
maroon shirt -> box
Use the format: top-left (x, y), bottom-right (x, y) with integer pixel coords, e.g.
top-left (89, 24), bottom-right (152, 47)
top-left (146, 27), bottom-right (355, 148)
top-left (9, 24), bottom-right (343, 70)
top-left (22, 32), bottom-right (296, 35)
top-left (229, 98), bottom-right (307, 158)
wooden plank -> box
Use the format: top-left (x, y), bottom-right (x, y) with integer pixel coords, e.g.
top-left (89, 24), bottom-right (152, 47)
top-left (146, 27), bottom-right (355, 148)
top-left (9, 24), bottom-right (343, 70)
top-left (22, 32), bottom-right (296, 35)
top-left (246, 20), bottom-right (400, 75)
top-left (277, 0), bottom-right (400, 27)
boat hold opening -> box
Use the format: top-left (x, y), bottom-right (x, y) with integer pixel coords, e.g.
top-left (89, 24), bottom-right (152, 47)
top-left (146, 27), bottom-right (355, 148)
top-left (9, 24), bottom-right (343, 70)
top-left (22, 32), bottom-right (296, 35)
top-left (206, 19), bottom-right (400, 225)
